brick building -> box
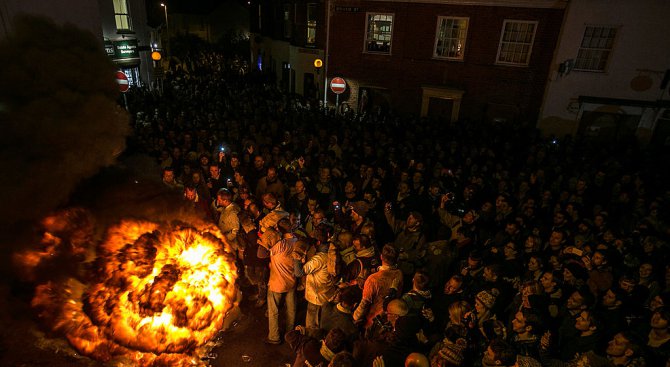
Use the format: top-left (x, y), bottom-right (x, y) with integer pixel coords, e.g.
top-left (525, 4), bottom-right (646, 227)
top-left (325, 0), bottom-right (566, 123)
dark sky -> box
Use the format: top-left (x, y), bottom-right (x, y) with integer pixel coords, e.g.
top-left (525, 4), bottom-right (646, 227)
top-left (146, 0), bottom-right (249, 27)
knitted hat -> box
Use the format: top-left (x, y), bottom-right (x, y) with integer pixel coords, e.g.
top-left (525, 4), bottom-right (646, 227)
top-left (476, 289), bottom-right (498, 310)
top-left (515, 355), bottom-right (542, 367)
top-left (351, 201), bottom-right (369, 217)
top-left (437, 338), bottom-right (467, 366)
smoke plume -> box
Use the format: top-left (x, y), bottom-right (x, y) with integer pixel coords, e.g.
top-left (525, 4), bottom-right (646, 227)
top-left (0, 14), bottom-right (130, 228)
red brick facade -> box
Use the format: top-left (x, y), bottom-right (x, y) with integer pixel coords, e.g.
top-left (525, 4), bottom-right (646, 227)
top-left (327, 1), bottom-right (565, 122)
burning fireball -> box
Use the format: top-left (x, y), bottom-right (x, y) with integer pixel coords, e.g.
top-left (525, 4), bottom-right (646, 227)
top-left (16, 209), bottom-right (238, 366)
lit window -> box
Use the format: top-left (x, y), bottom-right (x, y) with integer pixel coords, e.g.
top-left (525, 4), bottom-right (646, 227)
top-left (434, 17), bottom-right (468, 60)
top-left (307, 3), bottom-right (317, 45)
top-left (365, 13), bottom-right (393, 54)
top-left (574, 26), bottom-right (617, 72)
top-left (496, 20), bottom-right (537, 66)
top-left (113, 0), bottom-right (132, 31)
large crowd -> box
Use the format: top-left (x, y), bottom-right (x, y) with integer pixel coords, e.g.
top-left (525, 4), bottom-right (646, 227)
top-left (126, 51), bottom-right (670, 367)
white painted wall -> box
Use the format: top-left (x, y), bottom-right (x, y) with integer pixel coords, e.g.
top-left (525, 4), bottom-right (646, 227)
top-left (539, 0), bottom-right (670, 136)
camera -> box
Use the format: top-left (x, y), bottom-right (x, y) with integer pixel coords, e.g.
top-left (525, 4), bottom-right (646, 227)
top-left (463, 310), bottom-right (477, 325)
top-left (372, 314), bottom-right (393, 332)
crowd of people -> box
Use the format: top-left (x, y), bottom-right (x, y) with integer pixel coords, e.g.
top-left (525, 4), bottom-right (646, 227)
top-left (126, 51), bottom-right (670, 367)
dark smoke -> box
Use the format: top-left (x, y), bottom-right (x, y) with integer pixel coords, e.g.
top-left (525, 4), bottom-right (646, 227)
top-left (0, 14), bottom-right (130, 229)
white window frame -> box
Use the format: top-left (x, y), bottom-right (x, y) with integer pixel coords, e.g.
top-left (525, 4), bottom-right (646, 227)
top-left (112, 0), bottom-right (132, 31)
top-left (495, 19), bottom-right (538, 67)
top-left (364, 13), bottom-right (394, 54)
top-left (433, 16), bottom-right (469, 61)
top-left (574, 25), bottom-right (617, 72)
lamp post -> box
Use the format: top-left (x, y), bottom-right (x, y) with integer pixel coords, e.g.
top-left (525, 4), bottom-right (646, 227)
top-left (160, 3), bottom-right (169, 54)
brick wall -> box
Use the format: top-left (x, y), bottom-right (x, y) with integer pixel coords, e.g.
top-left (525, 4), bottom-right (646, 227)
top-left (328, 1), bottom-right (564, 122)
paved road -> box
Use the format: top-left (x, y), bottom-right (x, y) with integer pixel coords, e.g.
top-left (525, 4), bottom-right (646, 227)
top-left (211, 287), bottom-right (300, 367)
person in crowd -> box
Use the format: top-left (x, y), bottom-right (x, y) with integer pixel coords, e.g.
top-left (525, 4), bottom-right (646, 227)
top-left (320, 285), bottom-right (362, 344)
top-left (207, 163), bottom-right (226, 197)
top-left (256, 166), bottom-right (286, 204)
top-left (215, 188), bottom-right (241, 253)
top-left (294, 224), bottom-right (338, 329)
top-left (263, 218), bottom-right (298, 344)
top-left (353, 245), bottom-right (403, 329)
top-left (287, 179), bottom-right (311, 221)
top-left (384, 205), bottom-right (427, 287)
top-left (162, 166), bottom-right (183, 191)
top-left (286, 326), bottom-right (347, 367)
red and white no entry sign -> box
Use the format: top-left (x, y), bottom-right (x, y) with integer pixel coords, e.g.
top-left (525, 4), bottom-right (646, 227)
top-left (330, 77), bottom-right (346, 94)
top-left (115, 71), bottom-right (130, 93)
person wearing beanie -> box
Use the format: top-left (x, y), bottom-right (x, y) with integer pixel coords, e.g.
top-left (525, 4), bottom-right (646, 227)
top-left (514, 355), bottom-right (541, 367)
top-left (431, 338), bottom-right (467, 367)
top-left (475, 289), bottom-right (499, 328)
top-left (286, 327), bottom-right (347, 367)
top-left (476, 290), bottom-right (496, 310)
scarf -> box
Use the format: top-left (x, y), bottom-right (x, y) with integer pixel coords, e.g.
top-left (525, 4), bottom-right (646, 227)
top-left (319, 341), bottom-right (336, 361)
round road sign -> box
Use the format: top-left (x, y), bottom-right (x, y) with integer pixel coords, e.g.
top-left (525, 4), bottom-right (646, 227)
top-left (115, 71), bottom-right (130, 93)
top-left (330, 77), bottom-right (346, 94)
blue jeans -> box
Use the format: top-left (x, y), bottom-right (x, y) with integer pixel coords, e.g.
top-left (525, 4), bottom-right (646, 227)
top-left (267, 288), bottom-right (296, 342)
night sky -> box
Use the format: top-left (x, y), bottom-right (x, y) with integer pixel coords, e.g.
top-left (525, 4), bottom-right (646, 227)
top-left (146, 0), bottom-right (250, 27)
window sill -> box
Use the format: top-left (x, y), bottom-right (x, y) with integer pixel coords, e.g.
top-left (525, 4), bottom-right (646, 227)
top-left (363, 51), bottom-right (392, 56)
top-left (494, 62), bottom-right (529, 68)
top-left (432, 56), bottom-right (465, 62)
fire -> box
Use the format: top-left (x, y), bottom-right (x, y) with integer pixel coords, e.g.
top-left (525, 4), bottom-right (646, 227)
top-left (18, 210), bottom-right (238, 366)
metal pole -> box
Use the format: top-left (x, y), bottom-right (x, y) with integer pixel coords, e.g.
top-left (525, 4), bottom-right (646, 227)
top-left (123, 93), bottom-right (129, 111)
top-left (323, 1), bottom-right (331, 111)
top-left (336, 94), bottom-right (339, 114)
top-left (161, 3), bottom-right (169, 54)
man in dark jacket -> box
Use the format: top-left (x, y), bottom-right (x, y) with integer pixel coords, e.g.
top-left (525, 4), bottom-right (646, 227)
top-left (320, 286), bottom-right (362, 345)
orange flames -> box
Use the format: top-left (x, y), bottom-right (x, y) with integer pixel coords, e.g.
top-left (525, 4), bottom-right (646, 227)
top-left (17, 210), bottom-right (238, 366)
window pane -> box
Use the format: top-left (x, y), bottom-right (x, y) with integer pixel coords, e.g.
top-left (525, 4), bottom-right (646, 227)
top-left (434, 16), bottom-right (468, 59)
top-left (496, 20), bottom-right (536, 65)
top-left (574, 26), bottom-right (616, 71)
top-left (366, 13), bottom-right (393, 53)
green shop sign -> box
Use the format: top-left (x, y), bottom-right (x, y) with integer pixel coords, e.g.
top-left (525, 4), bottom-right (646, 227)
top-left (113, 38), bottom-right (139, 61)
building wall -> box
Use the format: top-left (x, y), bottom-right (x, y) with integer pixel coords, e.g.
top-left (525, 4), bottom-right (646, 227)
top-left (251, 0), bottom-right (327, 99)
top-left (539, 0), bottom-right (670, 137)
top-left (327, 0), bottom-right (565, 120)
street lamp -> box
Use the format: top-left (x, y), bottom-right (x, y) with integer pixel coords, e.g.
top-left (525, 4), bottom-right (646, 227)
top-left (160, 3), bottom-right (169, 54)
top-left (160, 3), bottom-right (169, 34)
